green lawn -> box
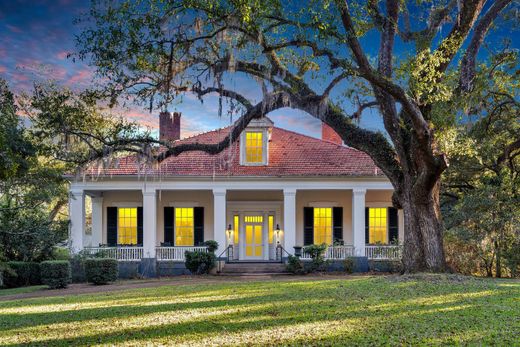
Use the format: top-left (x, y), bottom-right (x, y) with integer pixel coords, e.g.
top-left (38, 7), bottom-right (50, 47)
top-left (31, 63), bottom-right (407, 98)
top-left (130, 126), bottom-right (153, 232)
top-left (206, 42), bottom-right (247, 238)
top-left (0, 285), bottom-right (46, 297)
top-left (0, 275), bottom-right (518, 346)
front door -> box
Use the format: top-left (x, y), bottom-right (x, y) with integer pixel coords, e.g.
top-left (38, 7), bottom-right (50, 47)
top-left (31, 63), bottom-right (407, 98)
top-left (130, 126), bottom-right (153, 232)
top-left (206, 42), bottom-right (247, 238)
top-left (244, 216), bottom-right (263, 259)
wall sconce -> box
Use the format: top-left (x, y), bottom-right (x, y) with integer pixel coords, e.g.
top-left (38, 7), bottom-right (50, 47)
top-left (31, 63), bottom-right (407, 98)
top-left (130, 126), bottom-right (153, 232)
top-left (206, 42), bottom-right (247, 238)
top-left (275, 224), bottom-right (281, 239)
top-left (226, 224), bottom-right (233, 240)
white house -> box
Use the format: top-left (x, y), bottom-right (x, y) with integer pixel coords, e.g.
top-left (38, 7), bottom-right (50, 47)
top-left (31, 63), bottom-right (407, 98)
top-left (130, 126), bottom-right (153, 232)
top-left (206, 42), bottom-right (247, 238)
top-left (67, 112), bottom-right (403, 276)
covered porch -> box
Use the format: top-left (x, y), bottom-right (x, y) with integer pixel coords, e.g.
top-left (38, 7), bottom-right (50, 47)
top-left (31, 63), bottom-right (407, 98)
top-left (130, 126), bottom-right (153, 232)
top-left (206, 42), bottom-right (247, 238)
top-left (69, 181), bottom-right (403, 268)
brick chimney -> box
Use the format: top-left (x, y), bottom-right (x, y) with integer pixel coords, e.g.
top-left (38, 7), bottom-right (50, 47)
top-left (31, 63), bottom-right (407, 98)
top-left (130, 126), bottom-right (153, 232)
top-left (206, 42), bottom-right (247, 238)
top-left (159, 111), bottom-right (181, 142)
top-left (322, 122), bottom-right (342, 145)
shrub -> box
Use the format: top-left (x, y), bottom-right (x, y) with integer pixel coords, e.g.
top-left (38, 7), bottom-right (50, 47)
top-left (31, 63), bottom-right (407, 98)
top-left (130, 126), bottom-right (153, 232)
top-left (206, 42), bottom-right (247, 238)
top-left (40, 261), bottom-right (71, 289)
top-left (3, 261), bottom-right (41, 288)
top-left (303, 244), bottom-right (328, 272)
top-left (203, 240), bottom-right (219, 253)
top-left (343, 257), bottom-right (355, 274)
top-left (52, 247), bottom-right (70, 260)
top-left (0, 262), bottom-right (15, 288)
top-left (85, 258), bottom-right (119, 285)
top-left (185, 251), bottom-right (216, 274)
top-left (286, 255), bottom-right (305, 274)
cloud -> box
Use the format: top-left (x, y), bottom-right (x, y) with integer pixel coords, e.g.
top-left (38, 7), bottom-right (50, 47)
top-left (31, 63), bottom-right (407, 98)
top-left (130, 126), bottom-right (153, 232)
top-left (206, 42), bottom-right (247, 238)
top-left (0, 66), bottom-right (6, 74)
top-left (67, 69), bottom-right (93, 85)
top-left (56, 51), bottom-right (69, 60)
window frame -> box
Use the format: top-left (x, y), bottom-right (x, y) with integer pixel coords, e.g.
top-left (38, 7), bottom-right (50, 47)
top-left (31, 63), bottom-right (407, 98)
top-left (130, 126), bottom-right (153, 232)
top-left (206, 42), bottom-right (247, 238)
top-left (117, 207), bottom-right (138, 245)
top-left (240, 128), bottom-right (269, 166)
top-left (174, 207), bottom-right (195, 246)
top-left (366, 207), bottom-right (389, 245)
top-left (313, 207), bottom-right (333, 245)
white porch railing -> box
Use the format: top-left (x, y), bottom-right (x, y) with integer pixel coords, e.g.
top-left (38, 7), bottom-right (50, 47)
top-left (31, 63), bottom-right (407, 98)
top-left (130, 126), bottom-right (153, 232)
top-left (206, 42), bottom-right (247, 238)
top-left (301, 245), bottom-right (355, 260)
top-left (156, 246), bottom-right (208, 261)
top-left (83, 247), bottom-right (143, 261)
top-left (365, 245), bottom-right (402, 260)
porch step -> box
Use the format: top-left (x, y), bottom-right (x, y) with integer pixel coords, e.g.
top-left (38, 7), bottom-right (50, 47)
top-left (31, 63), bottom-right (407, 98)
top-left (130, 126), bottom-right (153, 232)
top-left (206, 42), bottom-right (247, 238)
top-left (220, 262), bottom-right (288, 274)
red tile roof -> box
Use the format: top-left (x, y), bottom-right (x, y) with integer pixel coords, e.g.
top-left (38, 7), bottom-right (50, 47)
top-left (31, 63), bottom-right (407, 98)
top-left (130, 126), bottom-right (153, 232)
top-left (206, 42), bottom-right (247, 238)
top-left (90, 126), bottom-right (384, 177)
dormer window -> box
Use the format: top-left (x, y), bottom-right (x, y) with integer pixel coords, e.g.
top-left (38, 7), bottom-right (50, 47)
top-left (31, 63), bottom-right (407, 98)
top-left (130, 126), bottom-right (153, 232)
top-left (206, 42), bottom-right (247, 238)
top-left (240, 117), bottom-right (273, 166)
top-left (245, 131), bottom-right (263, 163)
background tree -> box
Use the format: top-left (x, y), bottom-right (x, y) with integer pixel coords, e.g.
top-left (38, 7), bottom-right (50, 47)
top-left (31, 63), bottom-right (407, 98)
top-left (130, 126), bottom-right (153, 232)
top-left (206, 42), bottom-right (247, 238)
top-left (71, 0), bottom-right (518, 272)
top-left (442, 52), bottom-right (520, 277)
top-left (0, 80), bottom-right (69, 261)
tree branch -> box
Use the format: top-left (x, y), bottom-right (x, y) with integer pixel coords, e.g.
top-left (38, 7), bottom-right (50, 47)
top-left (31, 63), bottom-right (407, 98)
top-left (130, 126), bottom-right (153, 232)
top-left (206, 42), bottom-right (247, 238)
top-left (459, 0), bottom-right (513, 92)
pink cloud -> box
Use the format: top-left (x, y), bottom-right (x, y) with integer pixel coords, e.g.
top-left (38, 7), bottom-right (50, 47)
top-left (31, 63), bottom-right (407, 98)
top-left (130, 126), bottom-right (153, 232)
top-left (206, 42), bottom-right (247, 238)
top-left (0, 66), bottom-right (6, 74)
top-left (122, 109), bottom-right (159, 130)
top-left (56, 51), bottom-right (69, 60)
top-left (67, 69), bottom-right (92, 85)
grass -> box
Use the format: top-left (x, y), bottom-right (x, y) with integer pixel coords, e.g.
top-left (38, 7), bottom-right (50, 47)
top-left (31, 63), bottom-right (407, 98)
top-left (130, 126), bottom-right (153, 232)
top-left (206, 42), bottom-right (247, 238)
top-left (0, 285), bottom-right (45, 297)
top-left (0, 274), bottom-right (518, 346)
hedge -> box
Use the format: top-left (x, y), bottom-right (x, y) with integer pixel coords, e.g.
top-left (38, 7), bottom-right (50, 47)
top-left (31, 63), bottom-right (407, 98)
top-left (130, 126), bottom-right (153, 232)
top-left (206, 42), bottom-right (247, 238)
top-left (40, 261), bottom-right (71, 289)
top-left (85, 258), bottom-right (118, 285)
top-left (3, 262), bottom-right (41, 288)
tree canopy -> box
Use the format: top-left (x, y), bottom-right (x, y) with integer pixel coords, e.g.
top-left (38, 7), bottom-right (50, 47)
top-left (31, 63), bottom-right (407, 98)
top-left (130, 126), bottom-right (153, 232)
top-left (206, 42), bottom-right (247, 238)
top-left (68, 0), bottom-right (519, 272)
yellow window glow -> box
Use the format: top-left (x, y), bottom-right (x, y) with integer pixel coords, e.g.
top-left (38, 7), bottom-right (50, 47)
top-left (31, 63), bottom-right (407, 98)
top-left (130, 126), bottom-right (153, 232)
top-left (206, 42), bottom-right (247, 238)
top-left (313, 208), bottom-right (332, 245)
top-left (268, 215), bottom-right (274, 243)
top-left (245, 225), bottom-right (253, 257)
top-left (254, 225), bottom-right (262, 256)
top-left (244, 215), bottom-right (263, 223)
top-left (233, 215), bottom-right (239, 244)
top-left (245, 131), bottom-right (263, 163)
top-left (175, 207), bottom-right (194, 246)
top-left (369, 208), bottom-right (388, 244)
top-left (118, 208), bottom-right (137, 245)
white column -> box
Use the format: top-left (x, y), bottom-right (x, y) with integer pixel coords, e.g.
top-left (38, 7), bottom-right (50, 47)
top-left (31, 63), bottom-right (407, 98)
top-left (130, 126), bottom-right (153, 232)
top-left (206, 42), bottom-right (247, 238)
top-left (69, 189), bottom-right (85, 253)
top-left (352, 188), bottom-right (366, 256)
top-left (213, 188), bottom-right (227, 257)
top-left (142, 189), bottom-right (157, 258)
top-left (283, 188), bottom-right (296, 254)
top-left (91, 196), bottom-right (103, 247)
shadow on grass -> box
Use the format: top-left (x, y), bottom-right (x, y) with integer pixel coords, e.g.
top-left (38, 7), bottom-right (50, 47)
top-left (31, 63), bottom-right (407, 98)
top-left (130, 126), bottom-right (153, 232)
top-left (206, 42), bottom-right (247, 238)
top-left (0, 276), bottom-right (518, 346)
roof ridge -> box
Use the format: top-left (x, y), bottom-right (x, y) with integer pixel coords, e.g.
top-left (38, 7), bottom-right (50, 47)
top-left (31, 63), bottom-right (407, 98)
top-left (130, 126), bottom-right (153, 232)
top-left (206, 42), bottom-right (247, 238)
top-left (179, 125), bottom-right (232, 142)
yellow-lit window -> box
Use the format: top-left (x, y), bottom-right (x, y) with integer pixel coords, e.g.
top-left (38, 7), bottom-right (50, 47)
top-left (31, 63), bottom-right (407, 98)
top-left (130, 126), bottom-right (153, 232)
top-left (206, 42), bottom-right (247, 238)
top-left (175, 207), bottom-right (194, 246)
top-left (233, 215), bottom-right (239, 244)
top-left (369, 208), bottom-right (387, 244)
top-left (314, 208), bottom-right (332, 245)
top-left (118, 208), bottom-right (137, 245)
top-left (244, 215), bottom-right (263, 223)
top-left (245, 131), bottom-right (263, 163)
top-left (268, 215), bottom-right (274, 243)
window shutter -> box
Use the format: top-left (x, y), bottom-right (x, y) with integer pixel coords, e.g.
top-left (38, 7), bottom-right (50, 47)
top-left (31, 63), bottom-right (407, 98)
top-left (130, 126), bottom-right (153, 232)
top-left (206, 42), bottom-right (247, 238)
top-left (303, 207), bottom-right (314, 245)
top-left (107, 207), bottom-right (117, 246)
top-left (194, 207), bottom-right (204, 246)
top-left (332, 207), bottom-right (343, 243)
top-left (164, 207), bottom-right (174, 245)
top-left (388, 207), bottom-right (398, 244)
top-left (365, 207), bottom-right (369, 244)
top-left (137, 207), bottom-right (143, 245)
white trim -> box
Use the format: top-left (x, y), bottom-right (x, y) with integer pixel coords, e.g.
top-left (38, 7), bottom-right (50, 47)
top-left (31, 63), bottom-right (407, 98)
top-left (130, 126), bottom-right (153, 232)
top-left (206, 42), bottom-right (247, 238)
top-left (111, 202), bottom-right (143, 208)
top-left (308, 201), bottom-right (340, 208)
top-left (169, 201), bottom-right (200, 207)
top-left (71, 179), bottom-right (393, 192)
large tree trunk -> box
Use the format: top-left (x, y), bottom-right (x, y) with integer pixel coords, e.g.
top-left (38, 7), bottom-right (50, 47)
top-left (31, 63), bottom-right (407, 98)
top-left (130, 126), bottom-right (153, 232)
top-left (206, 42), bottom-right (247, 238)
top-left (399, 177), bottom-right (447, 273)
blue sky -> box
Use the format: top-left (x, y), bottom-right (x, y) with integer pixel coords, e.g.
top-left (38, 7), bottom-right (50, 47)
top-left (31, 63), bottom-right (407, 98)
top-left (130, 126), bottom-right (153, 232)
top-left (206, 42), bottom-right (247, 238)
top-left (1, 0), bottom-right (517, 139)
